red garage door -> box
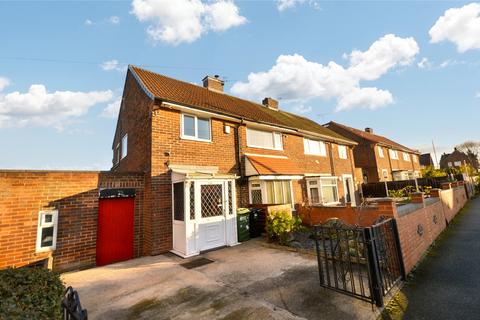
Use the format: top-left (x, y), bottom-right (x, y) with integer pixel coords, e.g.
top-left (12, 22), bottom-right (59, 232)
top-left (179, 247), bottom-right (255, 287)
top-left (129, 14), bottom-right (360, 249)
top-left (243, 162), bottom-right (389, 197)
top-left (96, 198), bottom-right (134, 266)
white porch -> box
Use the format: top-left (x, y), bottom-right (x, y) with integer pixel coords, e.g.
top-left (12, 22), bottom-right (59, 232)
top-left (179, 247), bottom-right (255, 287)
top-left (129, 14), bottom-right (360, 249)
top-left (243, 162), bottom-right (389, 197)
top-left (170, 165), bottom-right (238, 258)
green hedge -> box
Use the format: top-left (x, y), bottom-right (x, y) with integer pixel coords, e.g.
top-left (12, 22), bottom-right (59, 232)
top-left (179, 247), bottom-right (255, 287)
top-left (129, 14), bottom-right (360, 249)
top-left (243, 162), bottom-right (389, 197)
top-left (0, 267), bottom-right (65, 320)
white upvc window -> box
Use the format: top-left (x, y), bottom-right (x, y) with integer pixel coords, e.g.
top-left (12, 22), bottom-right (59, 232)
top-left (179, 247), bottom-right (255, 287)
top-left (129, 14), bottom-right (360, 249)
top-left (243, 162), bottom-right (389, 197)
top-left (36, 210), bottom-right (58, 252)
top-left (304, 138), bottom-right (326, 156)
top-left (448, 162), bottom-right (453, 167)
top-left (246, 128), bottom-right (283, 150)
top-left (306, 177), bottom-right (339, 205)
top-left (454, 161), bottom-right (462, 166)
top-left (389, 149), bottom-right (399, 160)
top-left (378, 146), bottom-right (384, 158)
top-left (121, 134), bottom-right (128, 159)
top-left (413, 155), bottom-right (418, 163)
top-left (181, 113), bottom-right (211, 142)
top-left (403, 152), bottom-right (410, 161)
top-left (249, 180), bottom-right (293, 206)
top-left (338, 145), bottom-right (348, 159)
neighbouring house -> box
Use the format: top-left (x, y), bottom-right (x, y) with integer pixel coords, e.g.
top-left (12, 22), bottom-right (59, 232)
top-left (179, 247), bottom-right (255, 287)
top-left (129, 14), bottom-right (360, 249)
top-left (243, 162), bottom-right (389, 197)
top-left (439, 148), bottom-right (478, 171)
top-left (420, 153), bottom-right (434, 169)
top-left (324, 122), bottom-right (421, 183)
top-left (0, 66), bottom-right (365, 272)
top-left (111, 65), bottom-right (359, 258)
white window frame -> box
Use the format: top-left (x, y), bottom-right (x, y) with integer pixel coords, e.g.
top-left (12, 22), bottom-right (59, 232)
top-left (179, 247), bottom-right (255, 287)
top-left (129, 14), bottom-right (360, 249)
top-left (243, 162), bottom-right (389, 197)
top-left (248, 180), bottom-right (294, 207)
top-left (306, 177), bottom-right (340, 206)
top-left (413, 155), bottom-right (418, 163)
top-left (338, 145), bottom-right (348, 159)
top-left (454, 161), bottom-right (462, 167)
top-left (403, 152), bottom-right (410, 161)
top-left (448, 162), bottom-right (453, 167)
top-left (36, 210), bottom-right (58, 252)
top-left (378, 146), bottom-right (384, 158)
top-left (246, 127), bottom-right (283, 150)
top-left (121, 134), bottom-right (128, 159)
top-left (181, 113), bottom-right (212, 142)
top-left (304, 138), bottom-right (327, 156)
top-left (389, 149), bottom-right (399, 160)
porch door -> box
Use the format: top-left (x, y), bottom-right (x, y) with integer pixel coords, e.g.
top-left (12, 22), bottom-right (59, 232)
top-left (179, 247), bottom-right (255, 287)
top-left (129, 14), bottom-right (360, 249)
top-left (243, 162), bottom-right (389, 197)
top-left (197, 181), bottom-right (227, 252)
top-left (96, 198), bottom-right (134, 266)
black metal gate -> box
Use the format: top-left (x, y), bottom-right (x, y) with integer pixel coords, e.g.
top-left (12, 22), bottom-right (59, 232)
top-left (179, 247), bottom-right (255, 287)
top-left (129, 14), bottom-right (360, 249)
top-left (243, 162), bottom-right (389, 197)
top-left (314, 219), bottom-right (405, 307)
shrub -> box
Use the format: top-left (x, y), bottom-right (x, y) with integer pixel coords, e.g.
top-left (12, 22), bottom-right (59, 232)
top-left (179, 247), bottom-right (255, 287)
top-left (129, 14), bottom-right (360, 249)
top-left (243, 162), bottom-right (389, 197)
top-left (0, 267), bottom-right (65, 320)
top-left (266, 210), bottom-right (302, 245)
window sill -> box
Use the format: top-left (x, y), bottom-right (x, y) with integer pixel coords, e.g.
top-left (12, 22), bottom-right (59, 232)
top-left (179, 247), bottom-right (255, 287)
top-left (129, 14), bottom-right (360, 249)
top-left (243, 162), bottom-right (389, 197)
top-left (36, 247), bottom-right (55, 253)
top-left (305, 153), bottom-right (327, 157)
top-left (180, 136), bottom-right (212, 143)
top-left (246, 145), bottom-right (283, 151)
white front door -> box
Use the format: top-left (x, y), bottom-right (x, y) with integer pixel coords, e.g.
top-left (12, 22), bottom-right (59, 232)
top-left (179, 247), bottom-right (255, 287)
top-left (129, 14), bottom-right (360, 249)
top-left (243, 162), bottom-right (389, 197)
top-left (342, 174), bottom-right (356, 206)
top-left (197, 181), bottom-right (227, 252)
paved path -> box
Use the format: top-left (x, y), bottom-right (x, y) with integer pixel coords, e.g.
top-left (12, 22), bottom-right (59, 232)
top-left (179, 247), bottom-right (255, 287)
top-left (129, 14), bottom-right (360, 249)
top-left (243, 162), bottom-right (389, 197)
top-left (397, 196), bottom-right (480, 319)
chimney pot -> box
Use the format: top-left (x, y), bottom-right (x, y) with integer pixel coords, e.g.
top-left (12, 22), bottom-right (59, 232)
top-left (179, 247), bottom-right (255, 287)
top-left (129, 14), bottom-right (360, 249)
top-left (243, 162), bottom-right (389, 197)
top-left (365, 127), bottom-right (373, 134)
top-left (202, 75), bottom-right (224, 92)
top-left (262, 97), bottom-right (279, 110)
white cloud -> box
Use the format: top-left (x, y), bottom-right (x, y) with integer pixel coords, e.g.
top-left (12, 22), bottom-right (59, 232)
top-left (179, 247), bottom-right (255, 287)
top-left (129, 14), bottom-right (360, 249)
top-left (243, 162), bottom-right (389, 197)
top-left (429, 3), bottom-right (480, 53)
top-left (417, 57), bottom-right (432, 69)
top-left (276, 0), bottom-right (319, 11)
top-left (84, 19), bottom-right (93, 26)
top-left (231, 34), bottom-right (419, 111)
top-left (0, 77), bottom-right (10, 91)
top-left (0, 84), bottom-right (113, 129)
top-left (109, 16), bottom-right (120, 24)
top-left (101, 97), bottom-right (122, 118)
top-left (476, 91), bottom-right (480, 98)
top-left (292, 104), bottom-right (312, 114)
top-left (130, 0), bottom-right (247, 45)
top-left (100, 59), bottom-right (127, 72)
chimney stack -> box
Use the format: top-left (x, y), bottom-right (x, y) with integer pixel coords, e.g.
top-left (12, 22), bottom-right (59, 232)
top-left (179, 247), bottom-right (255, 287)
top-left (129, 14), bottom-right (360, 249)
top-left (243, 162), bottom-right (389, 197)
top-left (262, 97), bottom-right (279, 110)
top-left (365, 127), bottom-right (373, 134)
top-left (202, 75), bottom-right (224, 92)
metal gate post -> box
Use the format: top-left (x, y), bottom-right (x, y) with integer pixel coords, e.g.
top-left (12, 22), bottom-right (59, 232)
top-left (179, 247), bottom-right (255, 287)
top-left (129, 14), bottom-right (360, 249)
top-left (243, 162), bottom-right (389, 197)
top-left (391, 219), bottom-right (407, 280)
top-left (313, 225), bottom-right (325, 286)
top-left (364, 227), bottom-right (384, 307)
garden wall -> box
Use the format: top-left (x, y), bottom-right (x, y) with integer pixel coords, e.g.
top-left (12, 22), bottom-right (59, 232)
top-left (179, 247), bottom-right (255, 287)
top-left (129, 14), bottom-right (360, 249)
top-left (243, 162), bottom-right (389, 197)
top-left (297, 184), bottom-right (469, 274)
top-left (0, 170), bottom-right (144, 272)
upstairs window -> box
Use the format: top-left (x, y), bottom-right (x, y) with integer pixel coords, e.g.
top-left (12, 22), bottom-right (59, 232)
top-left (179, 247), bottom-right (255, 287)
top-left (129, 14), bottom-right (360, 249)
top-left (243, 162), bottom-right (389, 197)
top-left (115, 143), bottom-right (120, 165)
top-left (246, 128), bottom-right (283, 150)
top-left (121, 134), bottom-right (128, 159)
top-left (403, 152), bottom-right (410, 161)
top-left (413, 155), bottom-right (418, 163)
top-left (378, 146), bottom-right (384, 158)
top-left (36, 210), bottom-right (58, 252)
top-left (389, 149), bottom-right (399, 160)
top-left (338, 145), bottom-right (348, 159)
top-left (181, 114), bottom-right (211, 141)
top-left (304, 138), bottom-right (326, 156)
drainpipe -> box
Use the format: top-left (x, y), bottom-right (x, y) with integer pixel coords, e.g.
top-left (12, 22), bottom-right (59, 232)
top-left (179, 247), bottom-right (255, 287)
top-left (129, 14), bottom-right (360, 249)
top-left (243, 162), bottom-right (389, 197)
top-left (328, 142), bottom-right (336, 176)
top-left (236, 119), bottom-right (244, 179)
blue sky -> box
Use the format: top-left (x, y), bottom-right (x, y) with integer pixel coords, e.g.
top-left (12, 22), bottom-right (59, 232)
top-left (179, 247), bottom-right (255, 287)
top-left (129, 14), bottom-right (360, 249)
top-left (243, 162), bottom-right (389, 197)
top-left (0, 0), bottom-right (479, 169)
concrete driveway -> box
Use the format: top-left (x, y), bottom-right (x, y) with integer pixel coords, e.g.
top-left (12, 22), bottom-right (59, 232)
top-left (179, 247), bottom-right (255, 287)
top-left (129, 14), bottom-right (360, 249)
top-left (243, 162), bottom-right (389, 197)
top-left (62, 239), bottom-right (376, 320)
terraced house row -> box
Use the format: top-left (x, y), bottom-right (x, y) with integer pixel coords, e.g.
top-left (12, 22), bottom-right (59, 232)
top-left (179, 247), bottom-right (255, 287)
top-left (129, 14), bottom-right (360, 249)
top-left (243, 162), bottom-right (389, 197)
top-left (0, 66), bottom-right (422, 271)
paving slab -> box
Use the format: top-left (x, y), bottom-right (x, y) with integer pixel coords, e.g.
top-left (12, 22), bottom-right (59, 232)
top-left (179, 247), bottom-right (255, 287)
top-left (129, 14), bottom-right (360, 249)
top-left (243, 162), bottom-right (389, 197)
top-left (63, 238), bottom-right (377, 319)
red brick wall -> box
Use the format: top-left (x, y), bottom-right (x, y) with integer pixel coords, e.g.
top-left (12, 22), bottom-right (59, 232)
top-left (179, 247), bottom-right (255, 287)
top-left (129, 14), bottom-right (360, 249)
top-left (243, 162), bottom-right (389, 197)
top-left (0, 170), bottom-right (144, 271)
top-left (296, 202), bottom-right (395, 227)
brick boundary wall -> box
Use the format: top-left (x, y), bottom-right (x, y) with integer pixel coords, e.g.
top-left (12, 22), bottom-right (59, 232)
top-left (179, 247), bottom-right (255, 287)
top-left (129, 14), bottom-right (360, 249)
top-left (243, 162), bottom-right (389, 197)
top-left (0, 170), bottom-right (144, 272)
top-left (297, 183), bottom-right (469, 274)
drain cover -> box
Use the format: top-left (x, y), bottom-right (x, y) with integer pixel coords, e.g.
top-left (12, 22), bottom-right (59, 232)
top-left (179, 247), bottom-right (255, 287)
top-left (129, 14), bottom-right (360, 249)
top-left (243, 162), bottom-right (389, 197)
top-left (180, 258), bottom-right (214, 269)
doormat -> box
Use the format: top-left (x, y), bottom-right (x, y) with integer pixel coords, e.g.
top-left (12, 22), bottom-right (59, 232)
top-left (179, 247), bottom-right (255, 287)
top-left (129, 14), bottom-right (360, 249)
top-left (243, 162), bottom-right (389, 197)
top-left (180, 258), bottom-right (214, 269)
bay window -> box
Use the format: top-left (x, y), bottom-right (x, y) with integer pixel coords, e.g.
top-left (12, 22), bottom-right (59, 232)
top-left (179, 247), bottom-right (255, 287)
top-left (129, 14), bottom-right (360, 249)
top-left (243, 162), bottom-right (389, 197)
top-left (246, 128), bottom-right (283, 150)
top-left (306, 177), bottom-right (339, 205)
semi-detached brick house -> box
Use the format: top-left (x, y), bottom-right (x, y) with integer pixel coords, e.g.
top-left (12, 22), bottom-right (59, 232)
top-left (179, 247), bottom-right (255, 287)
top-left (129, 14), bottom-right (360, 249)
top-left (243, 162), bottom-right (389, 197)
top-left (112, 65), bottom-right (359, 258)
top-left (325, 122), bottom-right (421, 183)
